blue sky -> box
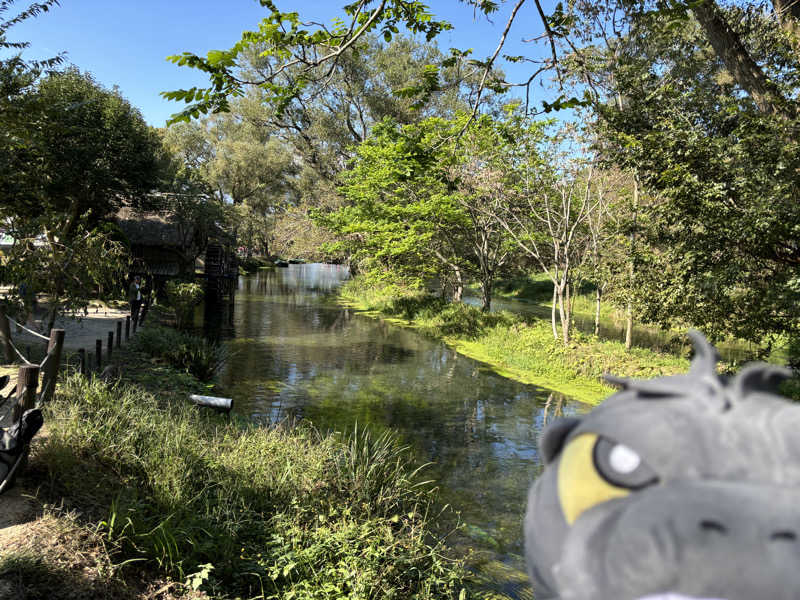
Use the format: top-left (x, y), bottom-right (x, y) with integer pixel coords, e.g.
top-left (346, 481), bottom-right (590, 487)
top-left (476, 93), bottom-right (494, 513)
top-left (7, 0), bottom-right (560, 127)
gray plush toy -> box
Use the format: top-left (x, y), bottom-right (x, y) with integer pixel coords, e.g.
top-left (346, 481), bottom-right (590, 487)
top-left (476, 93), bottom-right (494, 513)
top-left (524, 330), bottom-right (800, 600)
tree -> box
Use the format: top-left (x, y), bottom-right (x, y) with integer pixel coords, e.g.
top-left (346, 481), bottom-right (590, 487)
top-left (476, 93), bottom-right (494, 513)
top-left (168, 0), bottom-right (798, 121)
top-left (2, 68), bottom-right (163, 233)
top-left (444, 115), bottom-right (522, 311)
top-left (3, 214), bottom-right (126, 332)
top-left (162, 108), bottom-right (299, 260)
top-left (163, 111), bottom-right (299, 197)
top-left (586, 4), bottom-right (800, 344)
top-left (319, 113), bottom-right (518, 311)
top-left (229, 33), bottom-right (499, 188)
top-left (318, 116), bottom-right (462, 289)
top-left (1, 0), bottom-right (63, 219)
top-left (169, 0), bottom-right (800, 345)
top-left (162, 4), bottom-right (457, 124)
top-left (1, 67), bottom-right (164, 331)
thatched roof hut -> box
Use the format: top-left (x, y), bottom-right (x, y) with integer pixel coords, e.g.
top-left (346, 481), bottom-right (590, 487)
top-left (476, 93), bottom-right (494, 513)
top-left (115, 207), bottom-right (193, 277)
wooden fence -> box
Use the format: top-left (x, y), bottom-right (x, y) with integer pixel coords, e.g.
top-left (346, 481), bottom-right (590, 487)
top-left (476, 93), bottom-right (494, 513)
top-left (0, 306), bottom-right (65, 425)
top-left (0, 297), bottom-right (152, 423)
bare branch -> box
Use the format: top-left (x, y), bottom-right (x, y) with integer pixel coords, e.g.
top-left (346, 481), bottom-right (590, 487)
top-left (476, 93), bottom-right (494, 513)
top-left (531, 0), bottom-right (563, 88)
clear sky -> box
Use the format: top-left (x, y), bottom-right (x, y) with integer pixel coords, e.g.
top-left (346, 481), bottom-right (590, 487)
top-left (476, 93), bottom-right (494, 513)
top-left (6, 0), bottom-right (560, 127)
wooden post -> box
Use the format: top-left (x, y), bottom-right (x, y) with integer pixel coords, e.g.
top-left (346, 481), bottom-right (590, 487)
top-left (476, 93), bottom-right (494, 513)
top-left (0, 305), bottom-right (14, 363)
top-left (13, 364), bottom-right (39, 423)
top-left (116, 321), bottom-right (122, 348)
top-left (96, 339), bottom-right (102, 371)
top-left (125, 316), bottom-right (131, 341)
top-left (78, 348), bottom-right (86, 376)
top-left (39, 328), bottom-right (64, 404)
top-left (107, 331), bottom-right (113, 360)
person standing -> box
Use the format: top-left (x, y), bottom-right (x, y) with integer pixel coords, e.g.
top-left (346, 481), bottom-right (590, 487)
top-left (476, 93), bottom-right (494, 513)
top-left (129, 275), bottom-right (143, 325)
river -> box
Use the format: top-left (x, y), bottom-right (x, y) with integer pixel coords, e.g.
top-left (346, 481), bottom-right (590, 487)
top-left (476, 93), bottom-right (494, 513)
top-left (215, 264), bottom-right (590, 599)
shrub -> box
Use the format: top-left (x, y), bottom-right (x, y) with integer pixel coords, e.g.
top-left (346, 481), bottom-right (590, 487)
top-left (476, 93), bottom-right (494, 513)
top-left (134, 325), bottom-right (227, 382)
top-left (416, 302), bottom-right (517, 339)
top-left (238, 256), bottom-right (272, 274)
top-left (165, 281), bottom-right (203, 330)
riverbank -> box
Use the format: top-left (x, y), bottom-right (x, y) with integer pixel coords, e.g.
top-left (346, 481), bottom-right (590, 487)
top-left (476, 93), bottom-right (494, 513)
top-left (338, 278), bottom-right (699, 405)
top-left (1, 323), bottom-right (468, 598)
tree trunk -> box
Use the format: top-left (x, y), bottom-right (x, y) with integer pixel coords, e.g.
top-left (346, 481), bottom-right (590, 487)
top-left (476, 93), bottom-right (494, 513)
top-left (562, 281), bottom-right (571, 344)
top-left (595, 286), bottom-right (601, 336)
top-left (46, 303), bottom-right (58, 335)
top-left (626, 174), bottom-right (640, 351)
top-left (551, 283), bottom-right (558, 340)
top-left (692, 1), bottom-right (790, 116)
top-left (557, 279), bottom-right (569, 344)
top-left (625, 302), bottom-right (633, 350)
top-left (481, 276), bottom-right (492, 312)
top-left (567, 280), bottom-right (575, 326)
top-left (452, 266), bottom-right (463, 303)
top-left (0, 306), bottom-right (14, 363)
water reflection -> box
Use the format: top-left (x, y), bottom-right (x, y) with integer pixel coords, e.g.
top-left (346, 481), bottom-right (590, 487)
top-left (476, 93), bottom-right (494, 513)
top-left (218, 265), bottom-right (590, 598)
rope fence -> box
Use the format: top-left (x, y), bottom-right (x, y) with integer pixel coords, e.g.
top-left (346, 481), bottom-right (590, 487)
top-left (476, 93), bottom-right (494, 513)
top-left (7, 317), bottom-right (51, 341)
top-left (8, 341), bottom-right (34, 366)
top-left (1, 310), bottom-right (51, 366)
top-left (0, 298), bottom-right (151, 415)
top-left (0, 297), bottom-right (153, 492)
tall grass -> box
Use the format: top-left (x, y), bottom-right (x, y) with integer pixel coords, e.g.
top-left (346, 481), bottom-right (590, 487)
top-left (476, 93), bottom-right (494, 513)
top-left (35, 374), bottom-right (467, 598)
top-left (133, 325), bottom-right (228, 381)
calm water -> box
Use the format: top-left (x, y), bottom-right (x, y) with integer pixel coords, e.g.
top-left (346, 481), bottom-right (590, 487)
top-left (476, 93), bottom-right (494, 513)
top-left (216, 265), bottom-right (589, 598)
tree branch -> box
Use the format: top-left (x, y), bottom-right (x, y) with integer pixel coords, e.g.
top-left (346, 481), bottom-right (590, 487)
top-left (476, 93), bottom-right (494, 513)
top-left (692, 1), bottom-right (792, 117)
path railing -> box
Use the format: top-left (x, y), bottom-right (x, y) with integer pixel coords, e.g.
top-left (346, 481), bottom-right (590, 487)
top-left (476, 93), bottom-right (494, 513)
top-left (0, 306), bottom-right (65, 424)
top-left (77, 298), bottom-right (150, 375)
top-left (0, 298), bottom-right (154, 494)
top-left (0, 297), bottom-right (152, 422)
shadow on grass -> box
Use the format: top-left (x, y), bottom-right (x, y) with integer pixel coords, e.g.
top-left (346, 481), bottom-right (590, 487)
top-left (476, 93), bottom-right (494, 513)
top-left (494, 275), bottom-right (554, 303)
top-left (0, 552), bottom-right (132, 600)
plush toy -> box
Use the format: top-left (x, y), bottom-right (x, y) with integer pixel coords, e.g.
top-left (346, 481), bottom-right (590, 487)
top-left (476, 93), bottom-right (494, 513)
top-left (524, 330), bottom-right (800, 600)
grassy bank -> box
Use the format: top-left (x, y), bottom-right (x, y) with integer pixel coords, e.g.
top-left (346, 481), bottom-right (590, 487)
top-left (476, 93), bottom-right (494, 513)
top-left (4, 333), bottom-right (468, 598)
top-left (238, 256), bottom-right (275, 275)
top-left (338, 278), bottom-right (697, 405)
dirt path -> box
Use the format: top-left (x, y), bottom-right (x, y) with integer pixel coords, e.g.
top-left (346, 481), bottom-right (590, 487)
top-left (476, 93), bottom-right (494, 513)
top-left (0, 484), bottom-right (37, 546)
top-left (9, 305), bottom-right (132, 352)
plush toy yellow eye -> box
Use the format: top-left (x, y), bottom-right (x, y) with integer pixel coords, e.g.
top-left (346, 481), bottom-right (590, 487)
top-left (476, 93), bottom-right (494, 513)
top-left (557, 433), bottom-right (657, 525)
